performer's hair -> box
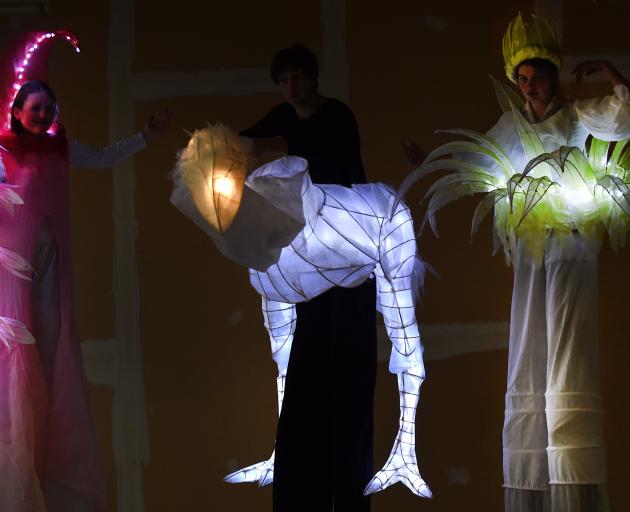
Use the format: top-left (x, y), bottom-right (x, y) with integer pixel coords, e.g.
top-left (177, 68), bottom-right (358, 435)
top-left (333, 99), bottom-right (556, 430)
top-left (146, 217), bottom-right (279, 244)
top-left (11, 80), bottom-right (58, 135)
top-left (270, 44), bottom-right (319, 84)
top-left (512, 58), bottom-right (560, 90)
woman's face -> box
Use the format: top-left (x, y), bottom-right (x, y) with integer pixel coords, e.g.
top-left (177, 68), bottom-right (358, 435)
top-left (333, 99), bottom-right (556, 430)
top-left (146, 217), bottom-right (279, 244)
top-left (516, 64), bottom-right (556, 107)
top-left (13, 91), bottom-right (56, 136)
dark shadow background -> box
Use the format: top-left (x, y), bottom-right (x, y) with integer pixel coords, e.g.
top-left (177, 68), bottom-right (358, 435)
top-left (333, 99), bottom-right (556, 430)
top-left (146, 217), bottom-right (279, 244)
top-left (0, 0), bottom-right (628, 510)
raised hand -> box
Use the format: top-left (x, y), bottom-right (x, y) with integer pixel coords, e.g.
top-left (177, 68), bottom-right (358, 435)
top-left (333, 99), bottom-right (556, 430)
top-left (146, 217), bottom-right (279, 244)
top-left (572, 60), bottom-right (630, 88)
top-left (402, 141), bottom-right (426, 167)
top-left (142, 109), bottom-right (174, 144)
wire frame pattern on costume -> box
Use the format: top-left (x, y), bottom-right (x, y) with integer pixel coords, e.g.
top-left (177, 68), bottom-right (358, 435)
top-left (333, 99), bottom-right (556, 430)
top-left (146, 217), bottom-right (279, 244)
top-left (171, 126), bottom-right (432, 498)
top-left (176, 124), bottom-right (251, 234)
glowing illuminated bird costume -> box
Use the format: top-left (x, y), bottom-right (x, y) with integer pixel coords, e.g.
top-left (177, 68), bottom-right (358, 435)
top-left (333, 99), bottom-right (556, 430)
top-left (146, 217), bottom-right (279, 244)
top-left (398, 13), bottom-right (630, 511)
top-left (0, 31), bottom-right (146, 512)
top-left (171, 125), bottom-right (432, 499)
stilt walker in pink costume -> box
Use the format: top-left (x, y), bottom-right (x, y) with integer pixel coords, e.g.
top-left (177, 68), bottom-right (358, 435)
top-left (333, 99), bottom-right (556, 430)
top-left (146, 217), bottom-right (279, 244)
top-left (0, 31), bottom-right (169, 512)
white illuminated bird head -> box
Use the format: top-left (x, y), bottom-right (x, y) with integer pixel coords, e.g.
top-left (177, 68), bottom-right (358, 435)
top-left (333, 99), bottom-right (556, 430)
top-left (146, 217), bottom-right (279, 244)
top-left (177, 124), bottom-right (253, 234)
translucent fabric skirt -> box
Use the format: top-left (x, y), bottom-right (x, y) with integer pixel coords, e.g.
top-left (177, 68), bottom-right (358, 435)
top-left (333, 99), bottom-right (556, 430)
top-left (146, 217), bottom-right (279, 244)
top-left (0, 237), bottom-right (101, 512)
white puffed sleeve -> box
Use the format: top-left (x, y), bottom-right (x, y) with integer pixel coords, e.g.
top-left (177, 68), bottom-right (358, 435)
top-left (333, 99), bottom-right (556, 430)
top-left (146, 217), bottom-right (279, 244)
top-left (575, 84), bottom-right (630, 141)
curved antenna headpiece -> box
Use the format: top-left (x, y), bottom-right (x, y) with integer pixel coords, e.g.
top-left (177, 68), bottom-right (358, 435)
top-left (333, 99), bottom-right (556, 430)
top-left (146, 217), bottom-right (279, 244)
top-left (1, 30), bottom-right (80, 131)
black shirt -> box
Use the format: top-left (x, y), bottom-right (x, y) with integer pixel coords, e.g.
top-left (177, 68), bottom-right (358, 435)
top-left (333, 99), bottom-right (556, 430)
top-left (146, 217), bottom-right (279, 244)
top-left (240, 98), bottom-right (366, 186)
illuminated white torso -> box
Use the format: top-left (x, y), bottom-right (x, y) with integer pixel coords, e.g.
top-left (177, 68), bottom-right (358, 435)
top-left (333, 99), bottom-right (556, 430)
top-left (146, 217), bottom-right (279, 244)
top-left (249, 181), bottom-right (399, 303)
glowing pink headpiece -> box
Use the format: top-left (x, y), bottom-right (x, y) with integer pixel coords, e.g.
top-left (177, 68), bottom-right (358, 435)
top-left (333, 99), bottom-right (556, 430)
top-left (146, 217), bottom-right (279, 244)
top-left (0, 30), bottom-right (80, 131)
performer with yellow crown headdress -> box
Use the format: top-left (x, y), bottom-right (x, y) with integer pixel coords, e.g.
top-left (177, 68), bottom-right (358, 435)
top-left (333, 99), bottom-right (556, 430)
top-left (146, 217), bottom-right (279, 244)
top-left (401, 11), bottom-right (630, 512)
top-left (497, 18), bottom-right (629, 512)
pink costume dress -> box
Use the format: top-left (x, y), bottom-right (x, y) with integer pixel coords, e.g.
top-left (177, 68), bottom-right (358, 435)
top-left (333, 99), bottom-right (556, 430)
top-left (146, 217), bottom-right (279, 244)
top-left (0, 125), bottom-right (146, 512)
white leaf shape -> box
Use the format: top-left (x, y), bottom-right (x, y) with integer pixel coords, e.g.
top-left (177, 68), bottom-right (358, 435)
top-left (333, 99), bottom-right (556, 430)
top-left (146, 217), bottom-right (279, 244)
top-left (0, 246), bottom-right (32, 280)
top-left (0, 316), bottom-right (35, 350)
top-left (0, 185), bottom-right (24, 216)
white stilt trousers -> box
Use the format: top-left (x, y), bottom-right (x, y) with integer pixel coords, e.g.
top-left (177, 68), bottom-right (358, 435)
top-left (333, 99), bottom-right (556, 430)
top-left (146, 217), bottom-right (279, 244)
top-left (503, 232), bottom-right (608, 512)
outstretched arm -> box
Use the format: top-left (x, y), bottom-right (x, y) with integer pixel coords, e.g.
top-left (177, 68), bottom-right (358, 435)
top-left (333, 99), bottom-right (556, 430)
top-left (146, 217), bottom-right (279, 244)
top-left (247, 137), bottom-right (288, 165)
top-left (68, 134), bottom-right (145, 169)
top-left (573, 60), bottom-right (630, 89)
top-left (69, 109), bottom-right (173, 168)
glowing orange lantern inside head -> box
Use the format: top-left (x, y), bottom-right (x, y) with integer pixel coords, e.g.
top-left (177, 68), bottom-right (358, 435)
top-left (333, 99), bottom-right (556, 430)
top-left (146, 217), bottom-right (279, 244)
top-left (178, 125), bottom-right (252, 234)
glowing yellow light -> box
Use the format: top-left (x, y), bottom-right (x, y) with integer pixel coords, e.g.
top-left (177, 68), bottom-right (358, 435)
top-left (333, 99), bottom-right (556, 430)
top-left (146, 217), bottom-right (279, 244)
top-left (214, 176), bottom-right (234, 196)
top-left (563, 186), bottom-right (593, 206)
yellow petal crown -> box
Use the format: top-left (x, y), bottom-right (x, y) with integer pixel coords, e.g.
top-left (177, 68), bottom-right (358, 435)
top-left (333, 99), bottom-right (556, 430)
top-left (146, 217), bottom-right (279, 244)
top-left (502, 12), bottom-right (562, 82)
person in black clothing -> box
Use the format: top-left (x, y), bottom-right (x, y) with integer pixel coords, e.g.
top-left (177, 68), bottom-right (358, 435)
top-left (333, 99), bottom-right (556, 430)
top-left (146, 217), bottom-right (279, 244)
top-left (240, 44), bottom-right (377, 512)
top-left (241, 46), bottom-right (365, 186)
